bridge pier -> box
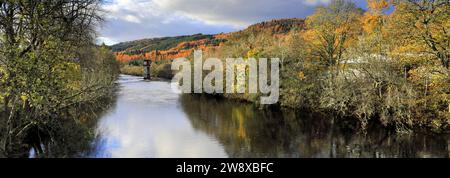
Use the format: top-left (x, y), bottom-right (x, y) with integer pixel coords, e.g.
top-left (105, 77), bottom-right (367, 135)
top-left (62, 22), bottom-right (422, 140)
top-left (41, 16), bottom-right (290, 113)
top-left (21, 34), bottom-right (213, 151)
top-left (143, 59), bottom-right (152, 80)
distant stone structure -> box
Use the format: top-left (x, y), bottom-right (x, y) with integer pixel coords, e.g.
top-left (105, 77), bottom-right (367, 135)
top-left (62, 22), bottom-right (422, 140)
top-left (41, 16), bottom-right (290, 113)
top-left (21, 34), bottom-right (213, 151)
top-left (143, 59), bottom-right (152, 80)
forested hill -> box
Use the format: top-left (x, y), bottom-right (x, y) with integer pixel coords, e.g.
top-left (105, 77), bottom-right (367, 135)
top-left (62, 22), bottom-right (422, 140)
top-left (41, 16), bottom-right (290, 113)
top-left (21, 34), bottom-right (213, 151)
top-left (109, 34), bottom-right (217, 54)
top-left (244, 18), bottom-right (305, 34)
top-left (111, 18), bottom-right (305, 62)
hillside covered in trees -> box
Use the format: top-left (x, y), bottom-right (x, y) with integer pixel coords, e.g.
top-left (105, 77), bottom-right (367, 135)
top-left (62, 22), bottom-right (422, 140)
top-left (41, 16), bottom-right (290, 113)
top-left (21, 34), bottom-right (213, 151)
top-left (112, 18), bottom-right (305, 63)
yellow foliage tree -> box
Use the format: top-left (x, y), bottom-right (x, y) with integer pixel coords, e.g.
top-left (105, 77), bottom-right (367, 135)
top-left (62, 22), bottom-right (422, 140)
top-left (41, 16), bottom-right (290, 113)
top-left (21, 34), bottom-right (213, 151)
top-left (388, 0), bottom-right (449, 68)
top-left (304, 0), bottom-right (363, 74)
top-left (363, 0), bottom-right (390, 34)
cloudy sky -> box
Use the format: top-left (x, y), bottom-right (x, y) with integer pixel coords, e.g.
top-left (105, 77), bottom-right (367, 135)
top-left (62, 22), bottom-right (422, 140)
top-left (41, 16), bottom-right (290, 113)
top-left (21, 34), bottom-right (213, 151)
top-left (98, 0), bottom-right (367, 45)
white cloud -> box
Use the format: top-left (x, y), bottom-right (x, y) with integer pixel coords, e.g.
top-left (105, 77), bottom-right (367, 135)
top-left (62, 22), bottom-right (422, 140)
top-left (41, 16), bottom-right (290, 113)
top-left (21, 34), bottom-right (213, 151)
top-left (123, 15), bottom-right (141, 23)
top-left (97, 36), bottom-right (117, 45)
top-left (153, 0), bottom-right (330, 28)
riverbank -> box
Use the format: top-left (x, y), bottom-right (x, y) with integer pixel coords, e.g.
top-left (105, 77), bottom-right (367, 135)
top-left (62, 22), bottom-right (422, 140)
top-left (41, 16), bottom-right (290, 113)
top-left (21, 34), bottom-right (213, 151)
top-left (118, 68), bottom-right (450, 134)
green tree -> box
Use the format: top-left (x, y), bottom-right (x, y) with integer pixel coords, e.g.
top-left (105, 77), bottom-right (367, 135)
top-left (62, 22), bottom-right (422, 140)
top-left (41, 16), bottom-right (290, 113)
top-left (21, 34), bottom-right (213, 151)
top-left (0, 0), bottom-right (116, 157)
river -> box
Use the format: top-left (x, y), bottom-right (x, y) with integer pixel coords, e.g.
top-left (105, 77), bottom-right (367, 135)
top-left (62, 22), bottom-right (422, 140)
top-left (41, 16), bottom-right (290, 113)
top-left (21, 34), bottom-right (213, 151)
top-left (90, 75), bottom-right (449, 158)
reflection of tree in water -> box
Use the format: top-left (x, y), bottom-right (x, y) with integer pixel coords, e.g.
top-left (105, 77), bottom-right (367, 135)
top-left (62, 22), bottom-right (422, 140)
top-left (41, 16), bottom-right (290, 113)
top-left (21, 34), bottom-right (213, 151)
top-left (180, 94), bottom-right (449, 158)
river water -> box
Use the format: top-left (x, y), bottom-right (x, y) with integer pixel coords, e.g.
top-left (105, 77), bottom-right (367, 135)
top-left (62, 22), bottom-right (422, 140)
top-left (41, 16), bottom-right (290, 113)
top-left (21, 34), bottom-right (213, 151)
top-left (90, 75), bottom-right (449, 158)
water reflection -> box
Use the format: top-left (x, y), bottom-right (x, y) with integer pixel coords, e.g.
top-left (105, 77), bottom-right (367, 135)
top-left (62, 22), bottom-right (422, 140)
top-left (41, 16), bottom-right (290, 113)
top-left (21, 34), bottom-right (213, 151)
top-left (93, 75), bottom-right (449, 158)
top-left (180, 95), bottom-right (449, 158)
top-left (93, 75), bottom-right (226, 158)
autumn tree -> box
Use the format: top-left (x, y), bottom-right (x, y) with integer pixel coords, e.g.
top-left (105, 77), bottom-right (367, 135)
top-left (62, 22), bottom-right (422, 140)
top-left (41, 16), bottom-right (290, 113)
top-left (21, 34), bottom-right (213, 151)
top-left (389, 0), bottom-right (449, 68)
top-left (386, 0), bottom-right (449, 126)
top-left (304, 0), bottom-right (363, 74)
top-left (361, 0), bottom-right (391, 54)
